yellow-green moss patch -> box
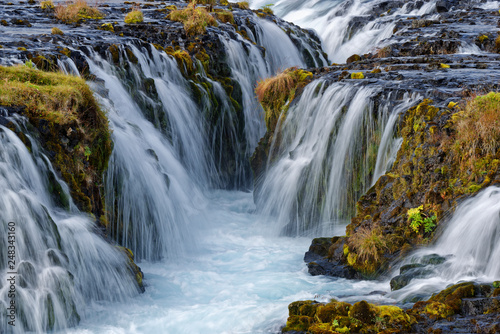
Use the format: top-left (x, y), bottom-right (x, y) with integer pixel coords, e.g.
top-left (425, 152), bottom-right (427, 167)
top-left (0, 65), bottom-right (112, 215)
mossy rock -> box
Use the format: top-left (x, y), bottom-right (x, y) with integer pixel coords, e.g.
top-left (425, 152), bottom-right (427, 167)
top-left (340, 94), bottom-right (500, 276)
top-left (0, 65), bottom-right (112, 218)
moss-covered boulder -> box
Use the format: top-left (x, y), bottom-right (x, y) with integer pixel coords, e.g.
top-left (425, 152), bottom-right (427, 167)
top-left (250, 67), bottom-right (313, 180)
top-left (284, 282), bottom-right (500, 333)
top-left (0, 65), bottom-right (112, 218)
top-left (282, 299), bottom-right (415, 334)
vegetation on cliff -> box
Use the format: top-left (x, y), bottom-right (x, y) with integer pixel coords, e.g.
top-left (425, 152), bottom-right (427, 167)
top-left (255, 67), bottom-right (313, 131)
top-left (124, 9), bottom-right (144, 24)
top-left (0, 64), bottom-right (112, 218)
top-left (168, 3), bottom-right (218, 35)
top-left (338, 93), bottom-right (500, 276)
top-left (54, 0), bottom-right (104, 24)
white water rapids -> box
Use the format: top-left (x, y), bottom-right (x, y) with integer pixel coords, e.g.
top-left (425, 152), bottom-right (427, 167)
top-left (2, 0), bottom-right (500, 332)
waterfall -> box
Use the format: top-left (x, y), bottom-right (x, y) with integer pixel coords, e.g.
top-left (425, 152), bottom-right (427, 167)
top-left (248, 0), bottom-right (438, 62)
top-left (388, 186), bottom-right (500, 301)
top-left (434, 187), bottom-right (500, 279)
top-left (372, 93), bottom-right (417, 184)
top-left (256, 80), bottom-right (420, 235)
top-left (219, 13), bottom-right (328, 182)
top-left (0, 120), bottom-right (139, 333)
top-left (77, 48), bottom-right (206, 261)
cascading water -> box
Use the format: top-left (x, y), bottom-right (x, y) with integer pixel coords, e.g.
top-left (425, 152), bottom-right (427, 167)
top-left (70, 15), bottom-right (325, 260)
top-left (81, 48), bottom-right (206, 261)
top-left (255, 80), bottom-right (420, 235)
top-left (0, 118), bottom-right (139, 333)
top-left (247, 0), bottom-right (438, 62)
top-left (218, 13), bottom-right (328, 186)
top-left (4, 0), bottom-right (500, 331)
top-left (388, 186), bottom-right (500, 301)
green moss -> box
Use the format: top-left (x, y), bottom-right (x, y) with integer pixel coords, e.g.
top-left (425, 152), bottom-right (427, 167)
top-left (165, 49), bottom-right (194, 76)
top-left (429, 282), bottom-right (475, 312)
top-left (117, 246), bottom-right (144, 290)
top-left (124, 10), bottom-right (143, 24)
top-left (283, 300), bottom-right (414, 334)
top-left (99, 22), bottom-right (114, 31)
top-left (351, 72), bottom-right (364, 79)
top-left (0, 65), bottom-right (112, 216)
top-left (51, 27), bottom-right (64, 35)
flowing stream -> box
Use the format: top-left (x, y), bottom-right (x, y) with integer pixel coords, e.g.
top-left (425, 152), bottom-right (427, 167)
top-left (1, 0), bottom-right (500, 332)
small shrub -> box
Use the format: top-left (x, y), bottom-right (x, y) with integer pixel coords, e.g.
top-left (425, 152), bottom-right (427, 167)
top-left (168, 3), bottom-right (217, 35)
top-left (40, 0), bottom-right (54, 10)
top-left (407, 205), bottom-right (436, 233)
top-left (237, 1), bottom-right (249, 9)
top-left (351, 72), bottom-right (364, 79)
top-left (124, 9), bottom-right (143, 24)
top-left (51, 27), bottom-right (64, 35)
top-left (55, 0), bottom-right (104, 24)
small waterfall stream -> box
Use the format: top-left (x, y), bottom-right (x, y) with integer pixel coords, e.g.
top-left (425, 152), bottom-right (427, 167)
top-left (255, 80), bottom-right (421, 235)
top-left (248, 0), bottom-right (438, 62)
top-left (0, 120), bottom-right (139, 333)
top-left (388, 186), bottom-right (500, 302)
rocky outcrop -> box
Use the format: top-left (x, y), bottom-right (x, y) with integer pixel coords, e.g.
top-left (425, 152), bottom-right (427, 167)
top-left (283, 282), bottom-right (500, 334)
top-left (0, 66), bottom-right (112, 219)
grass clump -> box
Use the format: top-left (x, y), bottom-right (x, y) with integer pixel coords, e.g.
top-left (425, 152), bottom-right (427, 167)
top-left (346, 224), bottom-right (387, 274)
top-left (124, 9), bottom-right (143, 24)
top-left (214, 10), bottom-right (234, 24)
top-left (51, 27), bottom-right (64, 35)
top-left (261, 4), bottom-right (273, 14)
top-left (237, 1), bottom-right (249, 9)
top-left (0, 65), bottom-right (112, 215)
top-left (255, 67), bottom-right (313, 131)
top-left (454, 92), bottom-right (500, 168)
top-left (40, 0), bottom-right (54, 10)
top-left (55, 0), bottom-right (104, 24)
top-left (168, 3), bottom-right (217, 35)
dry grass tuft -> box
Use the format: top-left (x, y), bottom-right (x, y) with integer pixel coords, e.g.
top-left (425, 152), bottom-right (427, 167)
top-left (255, 67), bottom-right (313, 131)
top-left (237, 1), bottom-right (249, 9)
top-left (454, 92), bottom-right (500, 167)
top-left (40, 0), bottom-right (54, 10)
top-left (55, 0), bottom-right (104, 24)
top-left (347, 224), bottom-right (387, 267)
top-left (168, 3), bottom-right (217, 35)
